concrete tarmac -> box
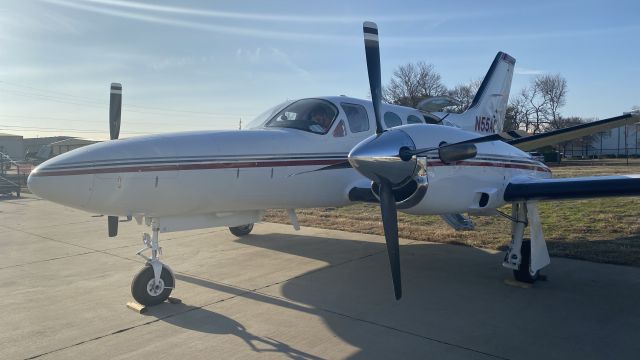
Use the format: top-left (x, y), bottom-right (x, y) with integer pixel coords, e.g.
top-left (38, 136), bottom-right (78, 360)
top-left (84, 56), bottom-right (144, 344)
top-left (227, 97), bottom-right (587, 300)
top-left (1, 194), bottom-right (639, 359)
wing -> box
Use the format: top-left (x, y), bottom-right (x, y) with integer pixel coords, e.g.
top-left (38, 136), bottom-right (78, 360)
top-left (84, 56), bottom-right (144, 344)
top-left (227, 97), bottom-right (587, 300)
top-left (508, 113), bottom-right (640, 151)
top-left (504, 175), bottom-right (640, 201)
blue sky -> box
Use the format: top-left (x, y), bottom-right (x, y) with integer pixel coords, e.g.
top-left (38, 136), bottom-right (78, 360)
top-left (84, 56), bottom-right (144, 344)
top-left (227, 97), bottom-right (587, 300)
top-left (1, 0), bottom-right (638, 139)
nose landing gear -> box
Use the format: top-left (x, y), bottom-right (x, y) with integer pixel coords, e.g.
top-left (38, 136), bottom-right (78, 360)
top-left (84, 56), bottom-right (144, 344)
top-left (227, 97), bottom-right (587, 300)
top-left (131, 218), bottom-right (175, 306)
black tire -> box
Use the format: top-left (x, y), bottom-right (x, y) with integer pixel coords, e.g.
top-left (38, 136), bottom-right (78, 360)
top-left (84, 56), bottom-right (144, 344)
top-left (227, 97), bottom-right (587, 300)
top-left (229, 223), bottom-right (254, 237)
top-left (513, 240), bottom-right (540, 283)
top-left (131, 264), bottom-right (174, 306)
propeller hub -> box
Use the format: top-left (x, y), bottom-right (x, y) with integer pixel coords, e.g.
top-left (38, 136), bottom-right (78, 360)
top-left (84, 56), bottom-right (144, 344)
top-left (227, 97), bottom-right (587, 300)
top-left (348, 129), bottom-right (417, 185)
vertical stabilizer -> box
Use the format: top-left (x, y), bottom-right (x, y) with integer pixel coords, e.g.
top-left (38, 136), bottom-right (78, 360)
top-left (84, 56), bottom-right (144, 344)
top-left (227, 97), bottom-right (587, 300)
top-left (445, 52), bottom-right (515, 134)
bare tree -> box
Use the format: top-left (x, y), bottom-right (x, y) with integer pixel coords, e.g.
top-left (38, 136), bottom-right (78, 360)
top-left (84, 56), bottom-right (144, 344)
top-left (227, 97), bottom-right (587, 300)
top-left (383, 62), bottom-right (447, 107)
top-left (521, 84), bottom-right (548, 134)
top-left (446, 78), bottom-right (482, 113)
top-left (508, 88), bottom-right (536, 133)
top-left (536, 73), bottom-right (567, 127)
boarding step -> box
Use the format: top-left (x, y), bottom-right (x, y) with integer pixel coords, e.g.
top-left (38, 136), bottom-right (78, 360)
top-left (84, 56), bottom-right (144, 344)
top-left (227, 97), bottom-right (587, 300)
top-left (0, 176), bottom-right (20, 197)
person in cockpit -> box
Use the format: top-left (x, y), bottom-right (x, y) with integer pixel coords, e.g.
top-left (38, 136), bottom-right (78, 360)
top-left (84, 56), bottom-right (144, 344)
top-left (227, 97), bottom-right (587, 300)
top-left (309, 107), bottom-right (333, 133)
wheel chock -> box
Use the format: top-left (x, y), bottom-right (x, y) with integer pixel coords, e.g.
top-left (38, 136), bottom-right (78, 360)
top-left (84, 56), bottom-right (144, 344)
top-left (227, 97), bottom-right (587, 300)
top-left (167, 297), bottom-right (182, 304)
top-left (126, 301), bottom-right (147, 314)
top-left (504, 279), bottom-right (533, 289)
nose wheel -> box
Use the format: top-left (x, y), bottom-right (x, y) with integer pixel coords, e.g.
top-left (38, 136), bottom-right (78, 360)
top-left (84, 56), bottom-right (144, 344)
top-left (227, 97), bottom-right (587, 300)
top-left (132, 218), bottom-right (175, 306)
top-left (131, 264), bottom-right (174, 306)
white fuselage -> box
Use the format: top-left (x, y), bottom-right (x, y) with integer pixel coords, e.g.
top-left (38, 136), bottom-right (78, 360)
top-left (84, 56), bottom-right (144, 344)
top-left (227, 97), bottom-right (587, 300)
top-left (28, 97), bottom-right (550, 224)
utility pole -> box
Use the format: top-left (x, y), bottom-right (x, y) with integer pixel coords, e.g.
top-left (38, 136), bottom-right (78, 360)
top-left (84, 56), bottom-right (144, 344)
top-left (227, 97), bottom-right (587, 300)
top-left (239, 118), bottom-right (242, 130)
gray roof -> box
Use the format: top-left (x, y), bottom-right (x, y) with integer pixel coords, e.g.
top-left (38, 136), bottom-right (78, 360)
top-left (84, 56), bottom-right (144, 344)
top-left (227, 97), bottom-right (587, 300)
top-left (0, 132), bottom-right (23, 138)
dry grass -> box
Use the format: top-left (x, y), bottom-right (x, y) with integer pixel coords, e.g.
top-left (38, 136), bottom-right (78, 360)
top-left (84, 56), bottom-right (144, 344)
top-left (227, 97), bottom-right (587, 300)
top-left (264, 159), bottom-right (640, 267)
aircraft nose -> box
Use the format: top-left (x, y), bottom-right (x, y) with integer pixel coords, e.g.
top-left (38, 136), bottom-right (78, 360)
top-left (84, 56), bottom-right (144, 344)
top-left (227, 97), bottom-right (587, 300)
top-left (27, 157), bottom-right (93, 209)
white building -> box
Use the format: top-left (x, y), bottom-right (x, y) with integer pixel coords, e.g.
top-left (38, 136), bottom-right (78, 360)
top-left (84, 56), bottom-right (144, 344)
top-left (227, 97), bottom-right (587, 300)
top-left (563, 124), bottom-right (640, 158)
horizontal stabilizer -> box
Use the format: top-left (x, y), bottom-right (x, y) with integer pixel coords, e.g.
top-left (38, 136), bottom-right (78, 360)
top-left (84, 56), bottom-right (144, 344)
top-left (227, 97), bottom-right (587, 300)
top-left (504, 175), bottom-right (640, 201)
top-left (509, 113), bottom-right (640, 151)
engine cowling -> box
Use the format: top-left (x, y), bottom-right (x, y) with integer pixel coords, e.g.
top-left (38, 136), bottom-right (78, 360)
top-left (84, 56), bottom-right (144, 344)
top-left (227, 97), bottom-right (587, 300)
top-left (370, 156), bottom-right (428, 209)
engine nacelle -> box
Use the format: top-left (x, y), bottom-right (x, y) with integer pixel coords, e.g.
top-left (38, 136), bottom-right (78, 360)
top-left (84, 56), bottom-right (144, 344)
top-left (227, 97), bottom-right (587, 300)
top-left (370, 157), bottom-right (428, 209)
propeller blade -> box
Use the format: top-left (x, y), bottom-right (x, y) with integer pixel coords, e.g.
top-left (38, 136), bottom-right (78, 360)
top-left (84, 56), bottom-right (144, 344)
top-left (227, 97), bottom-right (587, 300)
top-left (109, 83), bottom-right (122, 140)
top-left (108, 83), bottom-right (122, 236)
top-left (363, 21), bottom-right (384, 135)
top-left (108, 215), bottom-right (118, 237)
top-left (379, 179), bottom-right (402, 300)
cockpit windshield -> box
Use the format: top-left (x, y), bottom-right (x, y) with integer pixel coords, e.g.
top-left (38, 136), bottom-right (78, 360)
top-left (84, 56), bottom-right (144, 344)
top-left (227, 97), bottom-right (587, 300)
top-left (265, 99), bottom-right (338, 134)
top-left (245, 100), bottom-right (293, 129)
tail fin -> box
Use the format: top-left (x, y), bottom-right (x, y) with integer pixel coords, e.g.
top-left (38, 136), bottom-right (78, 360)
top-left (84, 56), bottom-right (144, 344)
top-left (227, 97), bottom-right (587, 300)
top-left (447, 52), bottom-right (515, 134)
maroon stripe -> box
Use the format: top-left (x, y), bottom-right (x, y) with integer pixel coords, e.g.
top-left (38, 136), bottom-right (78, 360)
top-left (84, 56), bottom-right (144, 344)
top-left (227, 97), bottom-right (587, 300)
top-left (33, 159), bottom-right (346, 177)
top-left (428, 160), bottom-right (551, 172)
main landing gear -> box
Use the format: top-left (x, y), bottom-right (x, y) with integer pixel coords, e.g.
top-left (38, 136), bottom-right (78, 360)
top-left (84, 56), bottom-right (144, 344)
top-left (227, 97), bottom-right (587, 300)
top-left (132, 218), bottom-right (175, 306)
top-left (502, 202), bottom-right (544, 283)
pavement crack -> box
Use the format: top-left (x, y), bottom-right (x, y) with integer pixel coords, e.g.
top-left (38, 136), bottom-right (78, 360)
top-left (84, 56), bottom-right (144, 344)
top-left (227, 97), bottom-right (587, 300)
top-left (0, 251), bottom-right (96, 270)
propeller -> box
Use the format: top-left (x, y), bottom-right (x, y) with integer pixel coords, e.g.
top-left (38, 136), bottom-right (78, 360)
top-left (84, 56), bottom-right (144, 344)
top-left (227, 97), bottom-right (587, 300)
top-left (354, 22), bottom-right (493, 299)
top-left (108, 83), bottom-right (122, 237)
top-left (360, 21), bottom-right (405, 299)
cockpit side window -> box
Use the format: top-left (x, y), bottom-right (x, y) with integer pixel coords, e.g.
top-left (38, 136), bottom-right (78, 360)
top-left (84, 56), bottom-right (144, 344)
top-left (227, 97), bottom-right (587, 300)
top-left (384, 111), bottom-right (402, 128)
top-left (265, 99), bottom-right (338, 135)
top-left (341, 103), bottom-right (370, 133)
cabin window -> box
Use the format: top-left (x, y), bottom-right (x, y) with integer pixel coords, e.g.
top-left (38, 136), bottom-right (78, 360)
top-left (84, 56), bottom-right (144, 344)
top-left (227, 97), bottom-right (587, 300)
top-left (384, 111), bottom-right (402, 128)
top-left (333, 120), bottom-right (347, 137)
top-left (407, 115), bottom-right (423, 124)
top-left (265, 99), bottom-right (338, 134)
top-left (341, 103), bottom-right (370, 133)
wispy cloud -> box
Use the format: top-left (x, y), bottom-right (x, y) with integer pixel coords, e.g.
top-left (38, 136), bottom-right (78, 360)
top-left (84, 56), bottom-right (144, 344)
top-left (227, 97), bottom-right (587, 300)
top-left (75, 0), bottom-right (483, 24)
top-left (44, 0), bottom-right (640, 46)
top-left (44, 0), bottom-right (356, 42)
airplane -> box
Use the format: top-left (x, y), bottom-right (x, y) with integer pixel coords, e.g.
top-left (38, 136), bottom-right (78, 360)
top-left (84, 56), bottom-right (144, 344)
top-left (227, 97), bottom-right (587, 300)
top-left (27, 22), bottom-right (640, 306)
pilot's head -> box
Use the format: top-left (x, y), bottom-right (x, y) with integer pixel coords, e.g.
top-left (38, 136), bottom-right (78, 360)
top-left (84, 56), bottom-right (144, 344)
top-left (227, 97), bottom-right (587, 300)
top-left (311, 107), bottom-right (332, 130)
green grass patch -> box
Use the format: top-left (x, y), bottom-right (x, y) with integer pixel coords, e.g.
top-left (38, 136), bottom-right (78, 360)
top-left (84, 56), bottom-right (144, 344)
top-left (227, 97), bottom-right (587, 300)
top-left (264, 160), bottom-right (640, 267)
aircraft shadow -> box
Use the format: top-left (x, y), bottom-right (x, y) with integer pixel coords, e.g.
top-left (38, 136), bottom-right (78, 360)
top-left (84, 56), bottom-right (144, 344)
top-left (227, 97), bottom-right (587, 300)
top-left (146, 300), bottom-right (322, 360)
top-left (153, 232), bottom-right (640, 359)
